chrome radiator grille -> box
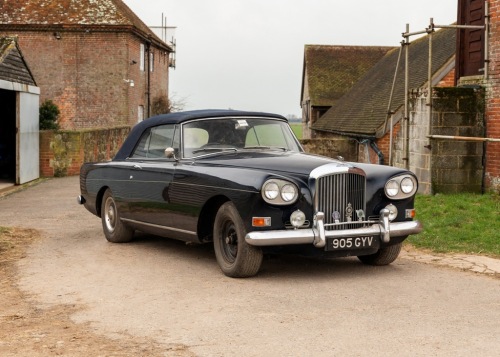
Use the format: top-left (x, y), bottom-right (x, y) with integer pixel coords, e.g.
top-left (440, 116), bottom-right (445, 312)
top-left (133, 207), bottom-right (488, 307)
top-left (316, 173), bottom-right (366, 230)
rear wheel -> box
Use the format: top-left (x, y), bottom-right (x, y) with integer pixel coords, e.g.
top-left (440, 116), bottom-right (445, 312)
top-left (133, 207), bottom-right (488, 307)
top-left (213, 202), bottom-right (263, 278)
top-left (101, 189), bottom-right (134, 243)
top-left (357, 242), bottom-right (402, 266)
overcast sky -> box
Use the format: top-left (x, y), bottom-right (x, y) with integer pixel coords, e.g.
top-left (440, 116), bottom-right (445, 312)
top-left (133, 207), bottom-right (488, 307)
top-left (123, 0), bottom-right (458, 117)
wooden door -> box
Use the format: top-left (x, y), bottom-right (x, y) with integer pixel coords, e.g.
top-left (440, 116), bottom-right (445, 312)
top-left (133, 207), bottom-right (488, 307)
top-left (456, 0), bottom-right (485, 81)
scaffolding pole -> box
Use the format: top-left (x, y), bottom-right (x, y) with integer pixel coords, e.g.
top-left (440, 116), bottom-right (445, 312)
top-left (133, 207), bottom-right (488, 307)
top-left (427, 135), bottom-right (500, 142)
top-left (397, 13), bottom-right (488, 171)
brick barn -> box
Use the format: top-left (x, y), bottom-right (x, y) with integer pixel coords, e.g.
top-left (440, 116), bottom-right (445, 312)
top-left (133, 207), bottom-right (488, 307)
top-left (0, 0), bottom-right (174, 129)
top-left (0, 0), bottom-right (174, 177)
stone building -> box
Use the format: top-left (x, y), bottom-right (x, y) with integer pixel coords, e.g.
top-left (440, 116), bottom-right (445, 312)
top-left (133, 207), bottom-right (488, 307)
top-left (304, 0), bottom-right (500, 193)
top-left (311, 28), bottom-right (460, 194)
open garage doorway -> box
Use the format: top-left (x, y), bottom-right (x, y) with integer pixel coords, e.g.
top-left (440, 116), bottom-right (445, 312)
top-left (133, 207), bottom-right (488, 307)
top-left (0, 88), bottom-right (16, 184)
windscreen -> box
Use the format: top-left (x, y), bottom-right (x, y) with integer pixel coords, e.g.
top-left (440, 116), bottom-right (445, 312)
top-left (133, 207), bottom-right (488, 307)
top-left (182, 117), bottom-right (302, 158)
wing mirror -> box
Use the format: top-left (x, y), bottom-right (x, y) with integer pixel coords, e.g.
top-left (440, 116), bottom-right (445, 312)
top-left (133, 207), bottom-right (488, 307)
top-left (164, 147), bottom-right (178, 160)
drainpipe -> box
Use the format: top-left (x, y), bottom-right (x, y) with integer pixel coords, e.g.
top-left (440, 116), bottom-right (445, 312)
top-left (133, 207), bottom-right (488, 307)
top-left (146, 42), bottom-right (151, 118)
top-left (485, 0), bottom-right (489, 79)
top-left (404, 24), bottom-right (410, 170)
top-left (370, 140), bottom-right (385, 165)
top-left (360, 138), bottom-right (385, 165)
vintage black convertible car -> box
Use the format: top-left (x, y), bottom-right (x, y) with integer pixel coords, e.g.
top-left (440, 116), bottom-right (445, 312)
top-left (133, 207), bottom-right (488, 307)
top-left (78, 109), bottom-right (422, 277)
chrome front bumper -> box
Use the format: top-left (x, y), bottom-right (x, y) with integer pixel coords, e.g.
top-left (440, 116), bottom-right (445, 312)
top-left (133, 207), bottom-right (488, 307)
top-left (245, 209), bottom-right (423, 248)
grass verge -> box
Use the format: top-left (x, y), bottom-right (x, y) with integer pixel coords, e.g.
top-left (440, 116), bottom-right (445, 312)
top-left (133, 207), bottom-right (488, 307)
top-left (409, 193), bottom-right (500, 257)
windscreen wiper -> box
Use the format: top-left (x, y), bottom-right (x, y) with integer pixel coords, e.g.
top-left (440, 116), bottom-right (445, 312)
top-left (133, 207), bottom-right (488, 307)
top-left (243, 146), bottom-right (287, 151)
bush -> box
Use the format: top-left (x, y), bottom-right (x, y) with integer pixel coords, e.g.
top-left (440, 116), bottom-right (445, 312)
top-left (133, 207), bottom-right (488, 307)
top-left (39, 100), bottom-right (60, 130)
top-left (151, 94), bottom-right (170, 116)
top-left (151, 94), bottom-right (185, 116)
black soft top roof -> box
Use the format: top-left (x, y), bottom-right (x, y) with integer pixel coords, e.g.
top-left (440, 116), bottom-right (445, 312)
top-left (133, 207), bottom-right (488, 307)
top-left (114, 109), bottom-right (287, 160)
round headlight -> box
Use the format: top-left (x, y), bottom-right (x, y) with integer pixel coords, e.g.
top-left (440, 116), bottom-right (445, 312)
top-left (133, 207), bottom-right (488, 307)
top-left (290, 210), bottom-right (306, 228)
top-left (264, 181), bottom-right (279, 200)
top-left (401, 177), bottom-right (415, 194)
top-left (385, 180), bottom-right (399, 197)
top-left (262, 179), bottom-right (299, 205)
top-left (281, 184), bottom-right (298, 202)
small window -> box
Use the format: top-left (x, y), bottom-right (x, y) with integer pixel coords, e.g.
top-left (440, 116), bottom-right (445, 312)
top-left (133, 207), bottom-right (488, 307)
top-left (150, 51), bottom-right (154, 72)
top-left (131, 125), bottom-right (177, 159)
top-left (139, 43), bottom-right (145, 71)
top-left (138, 105), bottom-right (144, 122)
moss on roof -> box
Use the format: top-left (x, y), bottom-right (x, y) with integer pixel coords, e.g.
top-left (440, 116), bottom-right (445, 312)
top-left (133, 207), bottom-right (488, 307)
top-left (0, 0), bottom-right (170, 51)
top-left (303, 45), bottom-right (394, 106)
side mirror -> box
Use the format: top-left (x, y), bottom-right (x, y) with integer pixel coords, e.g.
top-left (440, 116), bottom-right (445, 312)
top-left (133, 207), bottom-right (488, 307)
top-left (164, 147), bottom-right (177, 160)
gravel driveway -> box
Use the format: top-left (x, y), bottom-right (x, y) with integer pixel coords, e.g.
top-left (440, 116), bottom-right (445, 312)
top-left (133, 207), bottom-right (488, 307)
top-left (1, 176), bottom-right (499, 356)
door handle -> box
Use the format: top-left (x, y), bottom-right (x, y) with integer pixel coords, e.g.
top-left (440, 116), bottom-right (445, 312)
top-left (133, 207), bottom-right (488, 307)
top-left (133, 164), bottom-right (142, 170)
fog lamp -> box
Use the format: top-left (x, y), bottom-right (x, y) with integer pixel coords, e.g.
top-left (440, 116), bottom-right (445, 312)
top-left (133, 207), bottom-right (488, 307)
top-left (290, 210), bottom-right (306, 228)
top-left (385, 204), bottom-right (398, 221)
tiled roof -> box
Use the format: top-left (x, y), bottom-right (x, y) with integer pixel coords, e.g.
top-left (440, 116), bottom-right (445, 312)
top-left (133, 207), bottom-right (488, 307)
top-left (313, 27), bottom-right (456, 137)
top-left (0, 0), bottom-right (171, 51)
top-left (302, 45), bottom-right (394, 107)
top-left (0, 37), bottom-right (36, 85)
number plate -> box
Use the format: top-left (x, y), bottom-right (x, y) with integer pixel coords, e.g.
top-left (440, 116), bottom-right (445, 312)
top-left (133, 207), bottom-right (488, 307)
top-left (326, 236), bottom-right (378, 251)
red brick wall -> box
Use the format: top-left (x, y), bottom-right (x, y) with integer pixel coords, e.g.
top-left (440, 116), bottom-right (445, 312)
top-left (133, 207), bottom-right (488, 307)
top-left (39, 127), bottom-right (130, 177)
top-left (437, 68), bottom-right (456, 87)
top-left (375, 121), bottom-right (402, 164)
top-left (0, 29), bottom-right (170, 130)
top-left (486, 0), bottom-right (500, 191)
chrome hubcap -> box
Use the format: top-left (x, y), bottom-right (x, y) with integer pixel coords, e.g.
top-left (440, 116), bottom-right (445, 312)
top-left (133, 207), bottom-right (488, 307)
top-left (105, 198), bottom-right (116, 233)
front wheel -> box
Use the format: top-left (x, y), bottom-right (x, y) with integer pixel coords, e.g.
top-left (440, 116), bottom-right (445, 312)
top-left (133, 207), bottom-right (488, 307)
top-left (101, 189), bottom-right (134, 243)
top-left (357, 242), bottom-right (402, 266)
top-left (213, 202), bottom-right (263, 278)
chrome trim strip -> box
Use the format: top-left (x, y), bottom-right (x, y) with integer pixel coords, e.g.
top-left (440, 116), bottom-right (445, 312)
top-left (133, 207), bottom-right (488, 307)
top-left (121, 218), bottom-right (197, 236)
top-left (309, 164), bottom-right (364, 180)
top-left (173, 181), bottom-right (256, 194)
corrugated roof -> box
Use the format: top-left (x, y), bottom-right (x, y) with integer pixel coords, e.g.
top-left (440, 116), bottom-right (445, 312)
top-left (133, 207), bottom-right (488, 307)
top-left (0, 0), bottom-right (171, 51)
top-left (302, 45), bottom-right (394, 107)
top-left (0, 37), bottom-right (37, 85)
top-left (312, 27), bottom-right (456, 137)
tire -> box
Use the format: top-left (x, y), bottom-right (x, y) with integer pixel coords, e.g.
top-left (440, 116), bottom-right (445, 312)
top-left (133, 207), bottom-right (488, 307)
top-left (213, 202), bottom-right (263, 278)
top-left (101, 189), bottom-right (134, 243)
top-left (357, 242), bottom-right (402, 266)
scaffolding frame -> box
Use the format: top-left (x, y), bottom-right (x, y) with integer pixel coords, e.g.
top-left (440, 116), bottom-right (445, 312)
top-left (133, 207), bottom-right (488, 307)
top-left (385, 1), bottom-right (489, 168)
